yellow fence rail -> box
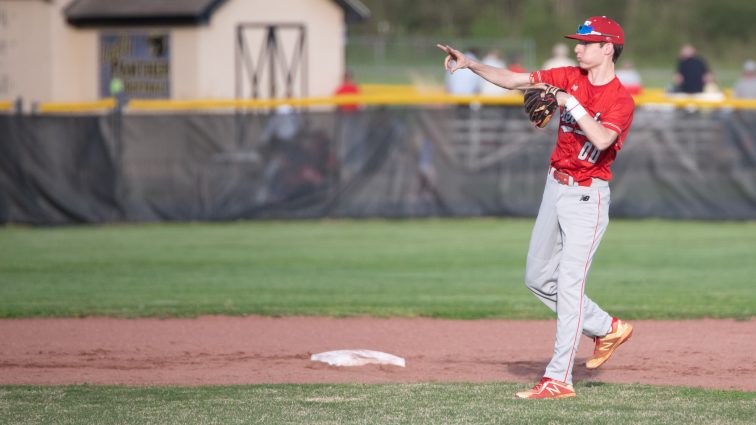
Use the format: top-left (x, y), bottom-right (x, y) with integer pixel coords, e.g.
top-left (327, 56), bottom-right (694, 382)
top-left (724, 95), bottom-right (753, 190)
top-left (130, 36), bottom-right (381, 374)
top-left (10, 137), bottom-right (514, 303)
top-left (128, 92), bottom-right (756, 111)
top-left (36, 98), bottom-right (116, 113)
top-left (127, 93), bottom-right (525, 110)
top-left (0, 100), bottom-right (14, 112)
top-left (24, 88), bottom-right (756, 113)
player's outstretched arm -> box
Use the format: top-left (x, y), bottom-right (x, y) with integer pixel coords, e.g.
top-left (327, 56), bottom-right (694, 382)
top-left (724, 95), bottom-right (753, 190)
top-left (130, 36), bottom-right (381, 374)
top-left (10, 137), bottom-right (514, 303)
top-left (436, 44), bottom-right (531, 90)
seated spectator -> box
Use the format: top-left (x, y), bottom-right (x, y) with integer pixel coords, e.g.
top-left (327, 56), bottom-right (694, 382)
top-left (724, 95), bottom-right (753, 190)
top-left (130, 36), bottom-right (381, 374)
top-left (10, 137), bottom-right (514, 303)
top-left (445, 48), bottom-right (481, 95)
top-left (334, 71), bottom-right (360, 112)
top-left (673, 44), bottom-right (713, 94)
top-left (733, 60), bottom-right (756, 99)
top-left (506, 53), bottom-right (527, 95)
top-left (542, 43), bottom-right (576, 70)
top-left (616, 61), bottom-right (643, 95)
top-left (507, 52), bottom-right (527, 73)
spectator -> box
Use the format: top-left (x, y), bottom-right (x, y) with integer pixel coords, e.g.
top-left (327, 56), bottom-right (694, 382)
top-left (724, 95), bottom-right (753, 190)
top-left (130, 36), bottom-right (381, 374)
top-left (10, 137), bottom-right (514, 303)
top-left (615, 61), bottom-right (643, 95)
top-left (445, 48), bottom-right (481, 95)
top-left (673, 44), bottom-right (713, 94)
top-left (334, 70), bottom-right (360, 112)
top-left (506, 52), bottom-right (527, 73)
top-left (733, 59), bottom-right (756, 99)
top-left (480, 48), bottom-right (509, 96)
top-left (542, 43), bottom-right (576, 70)
top-left (334, 71), bottom-right (366, 180)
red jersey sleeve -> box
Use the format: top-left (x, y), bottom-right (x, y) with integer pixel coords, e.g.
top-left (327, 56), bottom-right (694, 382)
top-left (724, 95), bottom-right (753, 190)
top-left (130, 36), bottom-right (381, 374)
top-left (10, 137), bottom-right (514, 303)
top-left (530, 67), bottom-right (578, 91)
top-left (599, 92), bottom-right (635, 151)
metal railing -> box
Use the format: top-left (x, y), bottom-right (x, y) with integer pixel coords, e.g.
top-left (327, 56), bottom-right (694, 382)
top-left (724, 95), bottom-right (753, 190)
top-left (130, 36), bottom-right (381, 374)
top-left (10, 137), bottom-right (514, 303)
top-left (7, 87), bottom-right (756, 114)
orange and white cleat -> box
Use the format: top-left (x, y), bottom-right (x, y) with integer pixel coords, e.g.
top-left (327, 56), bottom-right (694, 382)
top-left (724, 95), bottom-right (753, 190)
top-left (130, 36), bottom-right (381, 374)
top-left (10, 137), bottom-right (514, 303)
top-left (515, 377), bottom-right (576, 399)
top-left (586, 317), bottom-right (633, 369)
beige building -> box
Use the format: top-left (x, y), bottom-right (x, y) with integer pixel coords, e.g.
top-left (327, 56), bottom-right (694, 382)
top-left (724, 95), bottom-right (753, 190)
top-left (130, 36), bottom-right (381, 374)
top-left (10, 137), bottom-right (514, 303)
top-left (0, 0), bottom-right (368, 104)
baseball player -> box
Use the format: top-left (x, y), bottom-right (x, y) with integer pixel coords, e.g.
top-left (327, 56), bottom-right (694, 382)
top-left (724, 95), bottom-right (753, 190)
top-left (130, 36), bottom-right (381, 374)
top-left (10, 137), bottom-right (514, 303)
top-left (438, 16), bottom-right (634, 399)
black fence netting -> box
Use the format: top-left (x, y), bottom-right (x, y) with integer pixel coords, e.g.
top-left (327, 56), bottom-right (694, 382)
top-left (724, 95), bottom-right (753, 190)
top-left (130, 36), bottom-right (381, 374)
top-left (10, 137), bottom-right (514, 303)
top-left (1, 106), bottom-right (756, 224)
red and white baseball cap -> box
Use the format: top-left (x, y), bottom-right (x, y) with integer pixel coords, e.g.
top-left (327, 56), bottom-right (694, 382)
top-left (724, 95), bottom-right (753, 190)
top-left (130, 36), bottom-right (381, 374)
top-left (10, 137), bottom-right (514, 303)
top-left (565, 16), bottom-right (624, 45)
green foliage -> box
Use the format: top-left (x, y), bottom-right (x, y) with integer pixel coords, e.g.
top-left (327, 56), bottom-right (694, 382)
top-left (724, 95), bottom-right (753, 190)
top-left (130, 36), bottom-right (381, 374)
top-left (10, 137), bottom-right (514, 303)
top-left (696, 0), bottom-right (756, 43)
top-left (1, 383), bottom-right (754, 425)
top-left (0, 219), bottom-right (754, 319)
top-left (352, 0), bottom-right (756, 67)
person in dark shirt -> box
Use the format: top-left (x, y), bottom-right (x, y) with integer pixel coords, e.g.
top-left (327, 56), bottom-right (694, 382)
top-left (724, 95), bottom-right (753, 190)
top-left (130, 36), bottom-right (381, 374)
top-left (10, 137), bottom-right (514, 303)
top-left (673, 44), bottom-right (713, 94)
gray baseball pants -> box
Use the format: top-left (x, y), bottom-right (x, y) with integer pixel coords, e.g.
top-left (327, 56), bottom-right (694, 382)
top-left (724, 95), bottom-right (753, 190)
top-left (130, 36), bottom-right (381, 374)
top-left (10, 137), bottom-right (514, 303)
top-left (525, 169), bottom-right (613, 385)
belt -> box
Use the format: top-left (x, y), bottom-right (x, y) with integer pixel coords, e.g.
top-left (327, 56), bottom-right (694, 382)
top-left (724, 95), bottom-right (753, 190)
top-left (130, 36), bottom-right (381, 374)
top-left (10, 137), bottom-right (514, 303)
top-left (550, 167), bottom-right (593, 187)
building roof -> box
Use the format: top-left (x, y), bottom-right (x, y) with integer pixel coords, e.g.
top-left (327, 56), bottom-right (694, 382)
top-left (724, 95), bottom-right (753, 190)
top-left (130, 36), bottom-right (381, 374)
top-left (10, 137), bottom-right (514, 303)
top-left (65, 0), bottom-right (370, 27)
top-left (65, 0), bottom-right (228, 26)
top-left (333, 0), bottom-right (370, 23)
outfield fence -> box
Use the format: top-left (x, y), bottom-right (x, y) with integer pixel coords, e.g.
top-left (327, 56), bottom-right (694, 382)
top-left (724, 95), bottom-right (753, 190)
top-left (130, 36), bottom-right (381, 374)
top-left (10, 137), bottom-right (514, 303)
top-left (8, 88), bottom-right (756, 112)
top-left (0, 100), bottom-right (14, 112)
top-left (1, 95), bottom-right (756, 223)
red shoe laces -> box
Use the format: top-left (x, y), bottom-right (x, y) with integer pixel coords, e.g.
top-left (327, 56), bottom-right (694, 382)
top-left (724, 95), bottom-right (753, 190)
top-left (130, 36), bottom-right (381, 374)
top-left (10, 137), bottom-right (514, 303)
top-left (533, 377), bottom-right (551, 391)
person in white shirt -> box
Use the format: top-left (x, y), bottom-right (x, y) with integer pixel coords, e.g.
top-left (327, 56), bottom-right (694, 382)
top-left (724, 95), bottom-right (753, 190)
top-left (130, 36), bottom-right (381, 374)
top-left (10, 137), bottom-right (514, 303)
top-left (615, 61), bottom-right (643, 95)
top-left (734, 59), bottom-right (756, 99)
top-left (480, 49), bottom-right (509, 96)
top-left (542, 43), bottom-right (576, 70)
top-left (445, 48), bottom-right (481, 95)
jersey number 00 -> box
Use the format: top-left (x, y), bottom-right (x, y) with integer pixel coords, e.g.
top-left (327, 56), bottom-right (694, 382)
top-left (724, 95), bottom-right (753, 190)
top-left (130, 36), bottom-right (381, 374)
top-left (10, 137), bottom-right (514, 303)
top-left (578, 141), bottom-right (600, 164)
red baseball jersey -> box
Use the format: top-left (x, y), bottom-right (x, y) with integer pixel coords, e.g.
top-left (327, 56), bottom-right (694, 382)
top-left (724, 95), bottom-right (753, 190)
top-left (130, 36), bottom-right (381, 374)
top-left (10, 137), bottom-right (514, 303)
top-left (531, 66), bottom-right (635, 182)
top-left (334, 82), bottom-right (360, 112)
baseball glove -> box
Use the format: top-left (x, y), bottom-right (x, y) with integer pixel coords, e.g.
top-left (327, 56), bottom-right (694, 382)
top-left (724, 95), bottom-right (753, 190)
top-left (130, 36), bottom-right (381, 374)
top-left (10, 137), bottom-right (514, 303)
top-left (523, 84), bottom-right (565, 128)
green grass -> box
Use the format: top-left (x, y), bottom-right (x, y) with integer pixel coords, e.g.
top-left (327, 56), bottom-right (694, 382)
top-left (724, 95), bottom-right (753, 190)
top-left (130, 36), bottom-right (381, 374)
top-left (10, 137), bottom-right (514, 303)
top-left (1, 221), bottom-right (754, 424)
top-left (0, 219), bottom-right (754, 319)
top-left (1, 383), bottom-right (753, 425)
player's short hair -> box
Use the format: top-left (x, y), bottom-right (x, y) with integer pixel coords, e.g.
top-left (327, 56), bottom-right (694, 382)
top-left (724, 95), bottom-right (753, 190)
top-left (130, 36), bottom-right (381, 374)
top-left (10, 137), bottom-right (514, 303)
top-left (612, 44), bottom-right (623, 63)
top-left (599, 42), bottom-right (623, 63)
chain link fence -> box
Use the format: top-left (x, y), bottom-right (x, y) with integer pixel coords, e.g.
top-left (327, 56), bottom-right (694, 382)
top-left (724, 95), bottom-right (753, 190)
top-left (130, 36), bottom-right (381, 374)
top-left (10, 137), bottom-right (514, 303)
top-left (346, 36), bottom-right (535, 86)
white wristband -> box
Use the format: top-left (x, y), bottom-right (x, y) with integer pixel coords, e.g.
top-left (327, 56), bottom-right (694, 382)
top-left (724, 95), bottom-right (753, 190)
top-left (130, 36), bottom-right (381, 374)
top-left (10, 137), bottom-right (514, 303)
top-left (565, 95), bottom-right (587, 121)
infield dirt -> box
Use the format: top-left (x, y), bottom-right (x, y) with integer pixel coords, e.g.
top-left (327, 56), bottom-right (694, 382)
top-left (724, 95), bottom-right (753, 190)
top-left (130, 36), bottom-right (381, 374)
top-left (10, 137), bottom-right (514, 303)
top-left (1, 317), bottom-right (753, 391)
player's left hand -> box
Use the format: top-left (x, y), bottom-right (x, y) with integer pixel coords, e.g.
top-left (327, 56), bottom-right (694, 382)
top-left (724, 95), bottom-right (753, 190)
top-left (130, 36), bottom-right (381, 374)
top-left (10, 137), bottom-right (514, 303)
top-left (524, 84), bottom-right (566, 128)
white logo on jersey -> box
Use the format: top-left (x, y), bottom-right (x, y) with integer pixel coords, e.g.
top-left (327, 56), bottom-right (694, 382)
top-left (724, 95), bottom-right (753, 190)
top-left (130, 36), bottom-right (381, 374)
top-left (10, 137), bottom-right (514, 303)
top-left (559, 105), bottom-right (603, 164)
top-left (560, 109), bottom-right (601, 136)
